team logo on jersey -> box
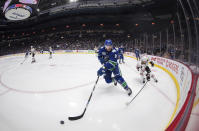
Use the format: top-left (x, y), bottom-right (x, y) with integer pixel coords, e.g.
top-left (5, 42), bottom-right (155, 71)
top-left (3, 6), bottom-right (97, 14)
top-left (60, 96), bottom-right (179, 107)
top-left (102, 52), bottom-right (106, 55)
top-left (112, 49), bottom-right (116, 53)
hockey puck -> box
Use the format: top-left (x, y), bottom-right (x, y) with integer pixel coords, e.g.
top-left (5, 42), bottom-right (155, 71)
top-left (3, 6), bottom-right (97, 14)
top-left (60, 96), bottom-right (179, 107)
top-left (60, 120), bottom-right (64, 124)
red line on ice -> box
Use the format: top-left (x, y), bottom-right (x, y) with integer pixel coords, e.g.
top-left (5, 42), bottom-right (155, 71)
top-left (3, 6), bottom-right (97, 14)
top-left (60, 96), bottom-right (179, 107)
top-left (150, 82), bottom-right (176, 106)
top-left (0, 89), bottom-right (10, 96)
top-left (0, 70), bottom-right (98, 94)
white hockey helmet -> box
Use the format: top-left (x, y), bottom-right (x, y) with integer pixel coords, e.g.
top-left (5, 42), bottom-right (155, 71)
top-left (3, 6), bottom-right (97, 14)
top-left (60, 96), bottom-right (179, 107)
top-left (141, 56), bottom-right (148, 63)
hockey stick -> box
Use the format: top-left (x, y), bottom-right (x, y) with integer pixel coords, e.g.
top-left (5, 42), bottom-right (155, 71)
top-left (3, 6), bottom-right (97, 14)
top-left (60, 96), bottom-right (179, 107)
top-left (126, 81), bottom-right (148, 106)
top-left (68, 76), bottom-right (100, 121)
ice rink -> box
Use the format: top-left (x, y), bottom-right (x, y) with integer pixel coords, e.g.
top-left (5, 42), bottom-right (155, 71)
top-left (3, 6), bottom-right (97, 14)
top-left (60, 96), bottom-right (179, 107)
top-left (0, 53), bottom-right (177, 131)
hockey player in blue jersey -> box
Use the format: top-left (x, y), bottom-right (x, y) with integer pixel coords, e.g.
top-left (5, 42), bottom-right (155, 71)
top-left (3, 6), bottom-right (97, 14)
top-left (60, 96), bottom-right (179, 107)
top-left (97, 40), bottom-right (132, 96)
top-left (134, 48), bottom-right (141, 61)
top-left (118, 46), bottom-right (125, 64)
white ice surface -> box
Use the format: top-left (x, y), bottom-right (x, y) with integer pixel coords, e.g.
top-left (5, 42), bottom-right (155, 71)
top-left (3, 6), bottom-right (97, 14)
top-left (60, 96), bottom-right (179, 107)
top-left (0, 54), bottom-right (177, 131)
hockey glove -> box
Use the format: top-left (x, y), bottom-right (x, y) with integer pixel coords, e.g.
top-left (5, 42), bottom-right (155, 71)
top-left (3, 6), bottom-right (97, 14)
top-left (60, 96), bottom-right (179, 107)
top-left (145, 66), bottom-right (151, 74)
top-left (97, 67), bottom-right (106, 76)
top-left (98, 56), bottom-right (109, 65)
top-left (146, 73), bottom-right (150, 81)
top-left (149, 61), bottom-right (154, 67)
top-left (137, 66), bottom-right (140, 71)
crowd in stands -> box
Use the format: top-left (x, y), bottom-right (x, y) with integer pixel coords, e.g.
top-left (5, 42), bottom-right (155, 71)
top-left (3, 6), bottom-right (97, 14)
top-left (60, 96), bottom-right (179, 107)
top-left (0, 31), bottom-right (190, 63)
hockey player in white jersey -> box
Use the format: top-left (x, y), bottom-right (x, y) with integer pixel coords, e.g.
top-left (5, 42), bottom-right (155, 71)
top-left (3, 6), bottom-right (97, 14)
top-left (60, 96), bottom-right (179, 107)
top-left (49, 46), bottom-right (53, 59)
top-left (94, 46), bottom-right (98, 53)
top-left (136, 56), bottom-right (158, 83)
top-left (31, 46), bottom-right (36, 63)
top-left (93, 46), bottom-right (98, 57)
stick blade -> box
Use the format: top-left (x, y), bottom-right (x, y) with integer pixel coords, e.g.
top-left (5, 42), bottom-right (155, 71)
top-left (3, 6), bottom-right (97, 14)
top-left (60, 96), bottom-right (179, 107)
top-left (68, 114), bottom-right (83, 121)
top-left (126, 102), bottom-right (130, 106)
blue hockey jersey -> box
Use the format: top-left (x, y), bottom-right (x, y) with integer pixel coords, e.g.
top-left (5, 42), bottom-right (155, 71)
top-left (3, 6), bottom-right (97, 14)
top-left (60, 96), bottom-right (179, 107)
top-left (118, 47), bottom-right (124, 55)
top-left (98, 46), bottom-right (119, 70)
